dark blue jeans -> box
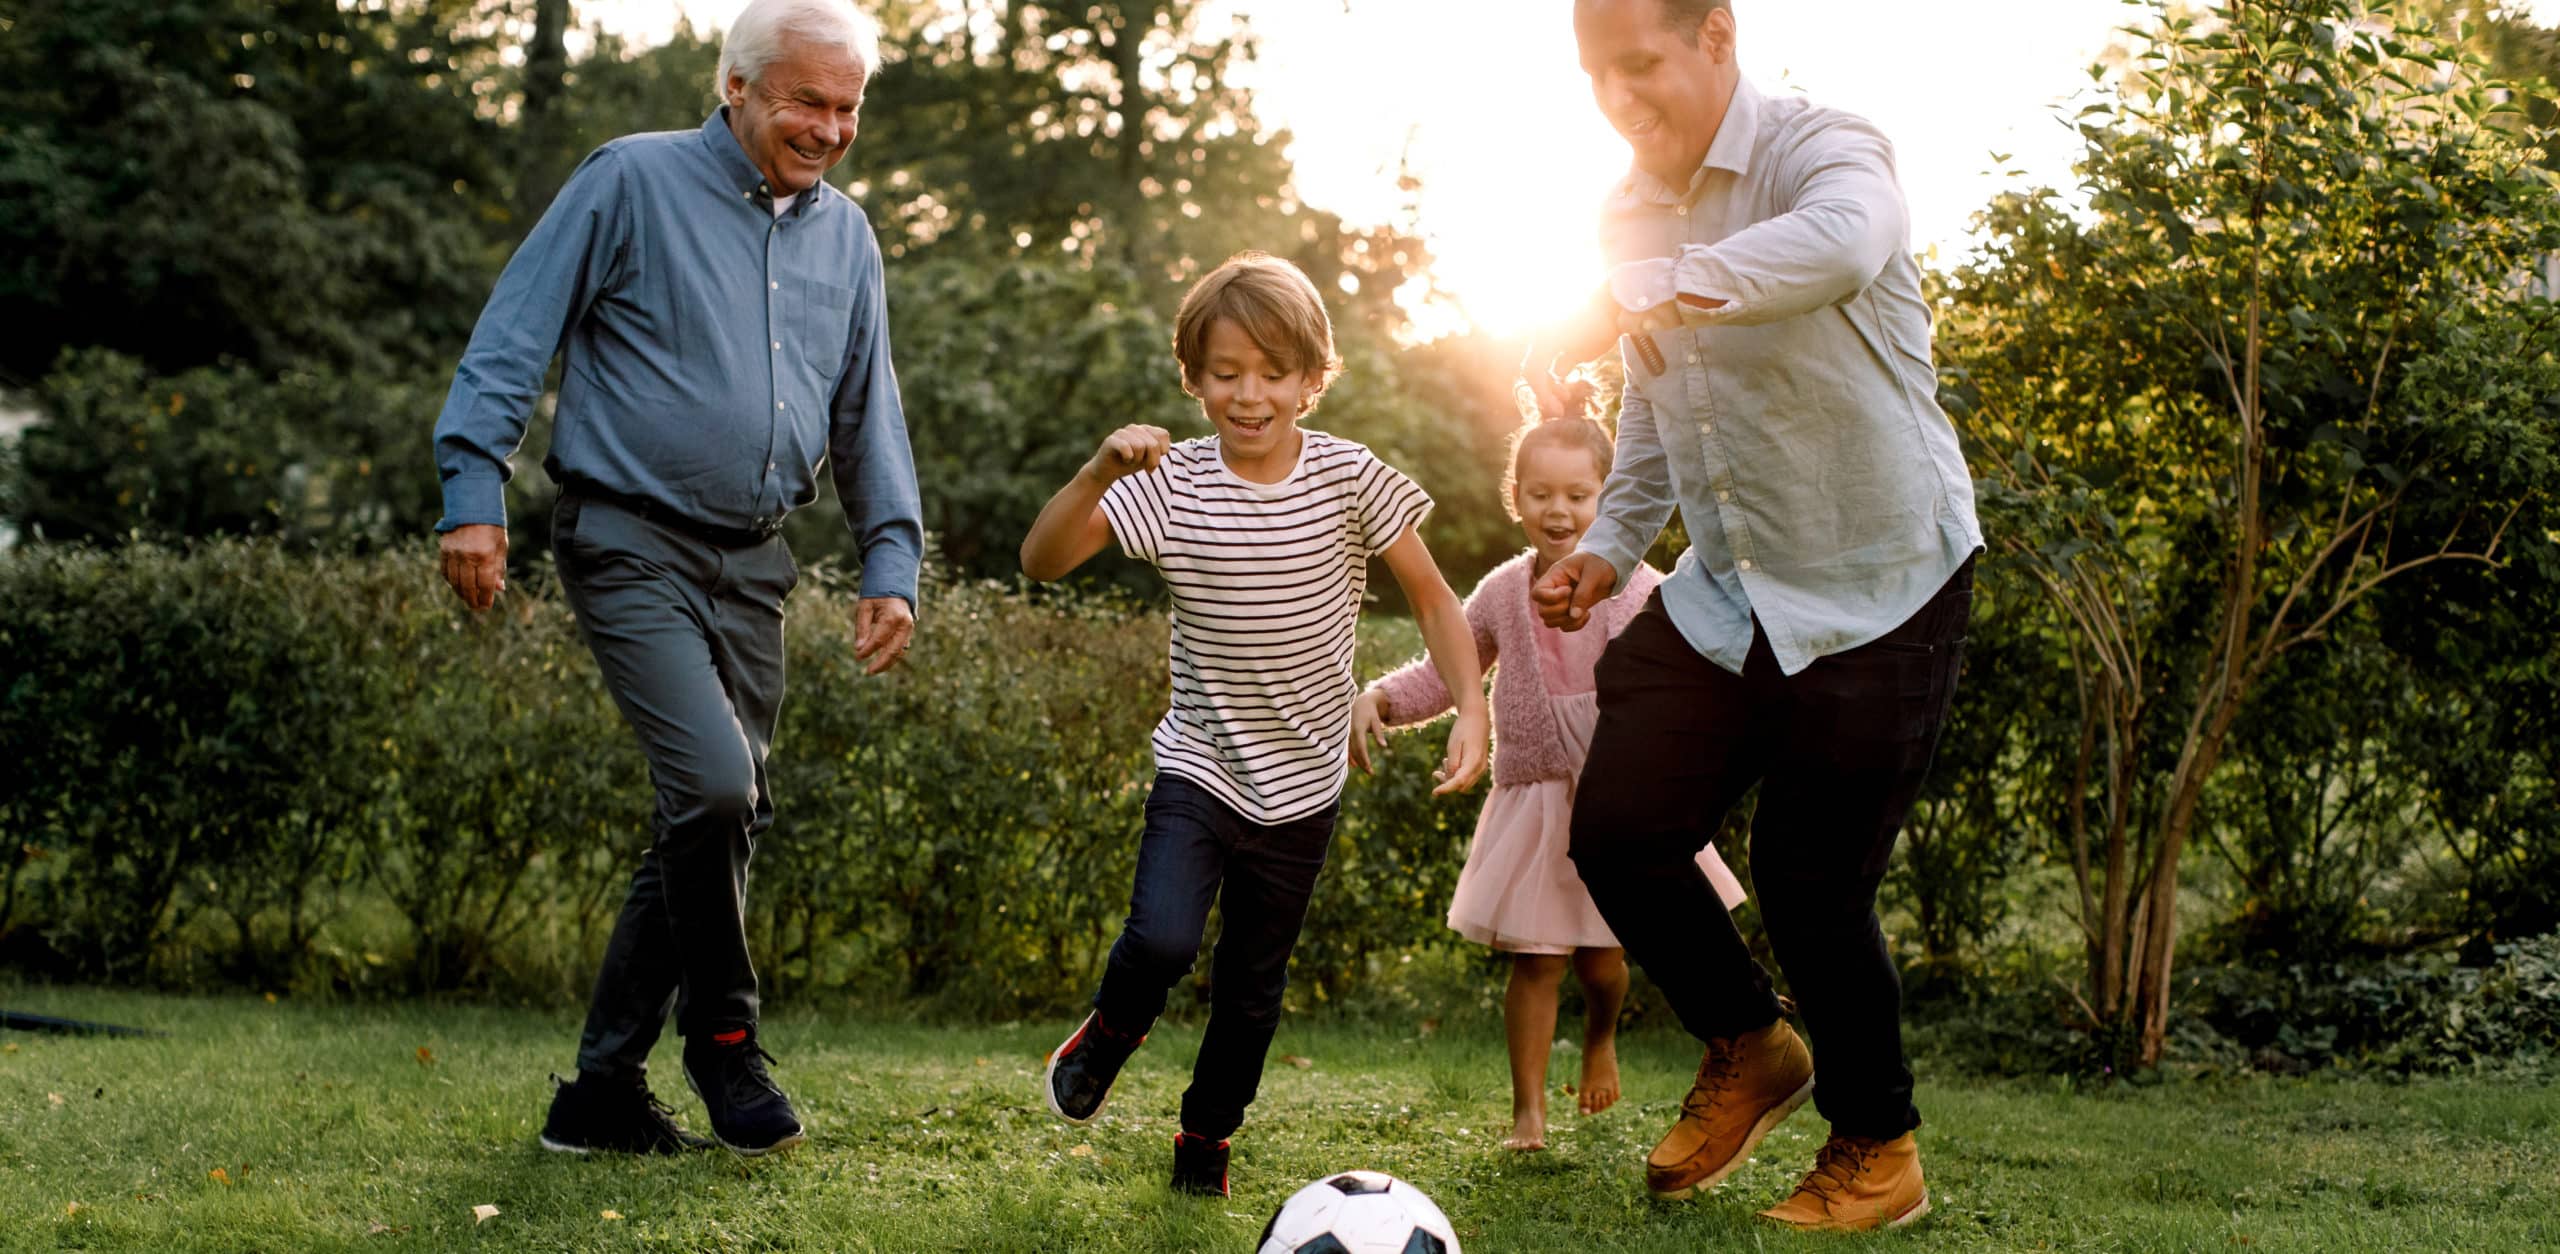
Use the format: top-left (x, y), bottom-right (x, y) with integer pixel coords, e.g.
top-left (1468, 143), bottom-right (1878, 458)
top-left (1092, 772), bottom-right (1338, 1141)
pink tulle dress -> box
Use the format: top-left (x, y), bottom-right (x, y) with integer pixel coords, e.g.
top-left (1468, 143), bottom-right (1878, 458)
top-left (1373, 553), bottom-right (1746, 956)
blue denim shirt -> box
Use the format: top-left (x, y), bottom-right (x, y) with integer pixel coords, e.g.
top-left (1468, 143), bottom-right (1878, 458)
top-left (432, 110), bottom-right (923, 604)
top-left (1578, 78), bottom-right (1981, 676)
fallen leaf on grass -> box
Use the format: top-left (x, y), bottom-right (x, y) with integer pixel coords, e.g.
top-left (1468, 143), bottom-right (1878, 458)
top-left (263, 992), bottom-right (277, 1004)
top-left (1068, 1144), bottom-right (1094, 1158)
top-left (48, 1092), bottom-right (64, 1107)
top-left (365, 1222), bottom-right (393, 1236)
top-left (415, 1046), bottom-right (436, 1067)
top-left (208, 1168), bottom-right (230, 1186)
top-left (600, 1210), bottom-right (624, 1221)
top-left (471, 1204), bottom-right (499, 1224)
top-left (1280, 1055), bottom-right (1313, 1069)
top-left (4, 1042), bottom-right (18, 1054)
top-left (63, 1202), bottom-right (84, 1217)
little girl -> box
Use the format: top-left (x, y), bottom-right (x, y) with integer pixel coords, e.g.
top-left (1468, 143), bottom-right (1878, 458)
top-left (1351, 414), bottom-right (1745, 1152)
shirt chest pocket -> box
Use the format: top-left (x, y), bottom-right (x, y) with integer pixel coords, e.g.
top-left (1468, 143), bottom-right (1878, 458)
top-left (786, 277), bottom-right (855, 381)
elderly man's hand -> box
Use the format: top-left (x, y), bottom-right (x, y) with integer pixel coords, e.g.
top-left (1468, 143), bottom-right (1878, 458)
top-left (438, 524), bottom-right (508, 612)
top-left (854, 596), bottom-right (916, 675)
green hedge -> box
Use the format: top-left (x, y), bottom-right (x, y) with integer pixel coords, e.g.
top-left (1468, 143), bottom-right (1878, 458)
top-left (0, 542), bottom-right (1475, 1017)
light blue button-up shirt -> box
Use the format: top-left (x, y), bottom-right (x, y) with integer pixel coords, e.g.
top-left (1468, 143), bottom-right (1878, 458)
top-left (432, 109), bottom-right (923, 604)
top-left (1576, 76), bottom-right (1982, 676)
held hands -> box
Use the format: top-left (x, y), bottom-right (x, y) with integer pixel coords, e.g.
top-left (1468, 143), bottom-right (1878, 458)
top-left (853, 596), bottom-right (916, 675)
top-left (1530, 552), bottom-right (1618, 632)
top-left (1346, 689), bottom-right (1488, 798)
top-left (1084, 424), bottom-right (1173, 482)
top-left (438, 524), bottom-right (508, 612)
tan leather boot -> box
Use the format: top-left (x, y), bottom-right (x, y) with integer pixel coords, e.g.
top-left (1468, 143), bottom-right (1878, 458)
top-left (1757, 1132), bottom-right (1929, 1231)
top-left (1644, 1019), bottom-right (1815, 1199)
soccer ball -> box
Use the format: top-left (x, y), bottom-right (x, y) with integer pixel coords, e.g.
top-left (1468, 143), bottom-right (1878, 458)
top-left (1256, 1170), bottom-right (1461, 1254)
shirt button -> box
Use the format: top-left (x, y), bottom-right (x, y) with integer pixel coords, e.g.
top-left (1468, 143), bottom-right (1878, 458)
top-left (771, 341), bottom-right (782, 351)
top-left (1686, 351), bottom-right (1701, 366)
top-left (1676, 204), bottom-right (1689, 216)
top-left (767, 461), bottom-right (776, 472)
top-left (1716, 490), bottom-right (1732, 504)
top-left (1738, 558), bottom-right (1755, 572)
top-left (1700, 422), bottom-right (1716, 437)
top-left (777, 401), bottom-right (786, 410)
top-left (770, 281), bottom-right (779, 291)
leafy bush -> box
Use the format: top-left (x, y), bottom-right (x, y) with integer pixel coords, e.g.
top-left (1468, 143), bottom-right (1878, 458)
top-left (0, 543), bottom-right (1479, 1017)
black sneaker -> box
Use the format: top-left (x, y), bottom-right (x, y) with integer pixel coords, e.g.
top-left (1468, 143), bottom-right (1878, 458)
top-left (537, 1072), bottom-right (714, 1154)
top-left (1169, 1132), bottom-right (1230, 1197)
top-left (1043, 1011), bottom-right (1144, 1124)
top-left (681, 1029), bottom-right (806, 1157)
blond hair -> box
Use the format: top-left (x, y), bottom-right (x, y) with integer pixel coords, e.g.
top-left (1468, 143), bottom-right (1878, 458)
top-left (1172, 251), bottom-right (1344, 412)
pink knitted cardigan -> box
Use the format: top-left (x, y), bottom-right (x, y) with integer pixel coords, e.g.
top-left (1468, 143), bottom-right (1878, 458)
top-left (1370, 551), bottom-right (1664, 787)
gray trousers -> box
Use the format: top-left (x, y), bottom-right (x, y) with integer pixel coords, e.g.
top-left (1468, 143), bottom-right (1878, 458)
top-left (550, 493), bottom-right (794, 1078)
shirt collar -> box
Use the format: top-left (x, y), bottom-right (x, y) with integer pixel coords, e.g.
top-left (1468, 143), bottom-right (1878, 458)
top-left (701, 107), bottom-right (770, 199)
top-left (1618, 74), bottom-right (1762, 208)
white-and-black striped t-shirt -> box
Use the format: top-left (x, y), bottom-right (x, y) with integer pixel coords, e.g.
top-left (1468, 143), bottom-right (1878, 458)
top-left (1100, 431), bottom-right (1433, 825)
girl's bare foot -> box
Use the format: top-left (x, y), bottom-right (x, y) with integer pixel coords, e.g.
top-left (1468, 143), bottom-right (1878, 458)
top-left (1502, 1109), bottom-right (1548, 1152)
top-left (1578, 1039), bottom-right (1621, 1115)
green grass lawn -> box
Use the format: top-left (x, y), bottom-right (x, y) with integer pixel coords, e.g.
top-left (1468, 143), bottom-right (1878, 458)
top-left (4, 987), bottom-right (2555, 1252)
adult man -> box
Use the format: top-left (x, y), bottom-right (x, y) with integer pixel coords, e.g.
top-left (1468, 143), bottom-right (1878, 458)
top-left (431, 0), bottom-right (921, 1158)
top-left (1522, 0), bottom-right (1981, 1232)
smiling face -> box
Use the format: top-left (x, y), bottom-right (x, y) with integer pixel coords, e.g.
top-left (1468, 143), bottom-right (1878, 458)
top-left (1193, 317), bottom-right (1315, 483)
top-left (1575, 0), bottom-right (1738, 189)
top-left (1514, 441), bottom-right (1608, 569)
top-left (726, 38), bottom-right (867, 195)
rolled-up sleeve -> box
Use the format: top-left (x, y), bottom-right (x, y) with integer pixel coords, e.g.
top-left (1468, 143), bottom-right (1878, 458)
top-left (432, 147), bottom-right (629, 531)
top-left (829, 224), bottom-right (925, 607)
top-left (1577, 368), bottom-right (1678, 593)
top-left (1664, 116), bottom-right (1907, 327)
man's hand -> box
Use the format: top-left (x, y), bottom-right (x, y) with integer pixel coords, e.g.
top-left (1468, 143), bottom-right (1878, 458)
top-left (1084, 424), bottom-right (1172, 482)
top-left (1517, 285), bottom-right (1621, 419)
top-left (854, 596), bottom-right (916, 675)
top-left (1530, 552), bottom-right (1618, 632)
top-left (438, 524), bottom-right (508, 612)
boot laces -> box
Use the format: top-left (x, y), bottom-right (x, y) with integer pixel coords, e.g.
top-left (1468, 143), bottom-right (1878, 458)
top-left (1680, 1041), bottom-right (1743, 1116)
top-left (1798, 1137), bottom-right (1881, 1202)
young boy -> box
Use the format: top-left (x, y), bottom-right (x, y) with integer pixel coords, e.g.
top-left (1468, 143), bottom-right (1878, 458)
top-left (1019, 251), bottom-right (1490, 1196)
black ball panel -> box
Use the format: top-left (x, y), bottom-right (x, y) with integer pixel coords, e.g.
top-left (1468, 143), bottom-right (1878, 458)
top-left (1325, 1173), bottom-right (1394, 1196)
top-left (1400, 1231), bottom-right (1448, 1254)
top-left (1295, 1238), bottom-right (1354, 1254)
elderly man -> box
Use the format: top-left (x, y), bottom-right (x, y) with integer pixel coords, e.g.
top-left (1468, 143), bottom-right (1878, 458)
top-left (1522, 0), bottom-right (1982, 1233)
top-left (431, 0), bottom-right (920, 1158)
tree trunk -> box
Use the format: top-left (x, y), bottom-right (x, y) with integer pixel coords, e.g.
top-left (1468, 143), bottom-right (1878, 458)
top-left (515, 0), bottom-right (573, 233)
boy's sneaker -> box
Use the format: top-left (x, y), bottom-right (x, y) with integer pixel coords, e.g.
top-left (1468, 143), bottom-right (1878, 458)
top-left (1043, 1011), bottom-right (1144, 1124)
top-left (1169, 1132), bottom-right (1231, 1197)
top-left (537, 1072), bottom-right (714, 1154)
top-left (681, 1028), bottom-right (806, 1157)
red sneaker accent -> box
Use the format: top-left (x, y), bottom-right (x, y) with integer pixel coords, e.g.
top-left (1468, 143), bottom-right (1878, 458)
top-left (713, 1029), bottom-right (748, 1045)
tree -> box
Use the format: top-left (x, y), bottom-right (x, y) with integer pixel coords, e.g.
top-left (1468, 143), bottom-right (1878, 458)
top-left (1937, 0), bottom-right (2560, 1067)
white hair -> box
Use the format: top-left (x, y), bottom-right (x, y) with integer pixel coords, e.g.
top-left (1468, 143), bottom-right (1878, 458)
top-left (715, 0), bottom-right (882, 97)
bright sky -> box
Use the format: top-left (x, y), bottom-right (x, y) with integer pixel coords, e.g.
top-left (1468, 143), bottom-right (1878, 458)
top-left (594, 0), bottom-right (2560, 337)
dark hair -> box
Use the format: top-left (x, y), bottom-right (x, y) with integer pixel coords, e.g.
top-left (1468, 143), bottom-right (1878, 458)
top-left (1577, 0), bottom-right (1731, 41)
top-left (1503, 417), bottom-right (1615, 522)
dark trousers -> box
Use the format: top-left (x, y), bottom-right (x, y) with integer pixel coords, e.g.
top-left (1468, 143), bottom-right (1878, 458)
top-left (551, 493), bottom-right (795, 1080)
top-left (1091, 773), bottom-right (1338, 1141)
top-left (1570, 558), bottom-right (1973, 1139)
